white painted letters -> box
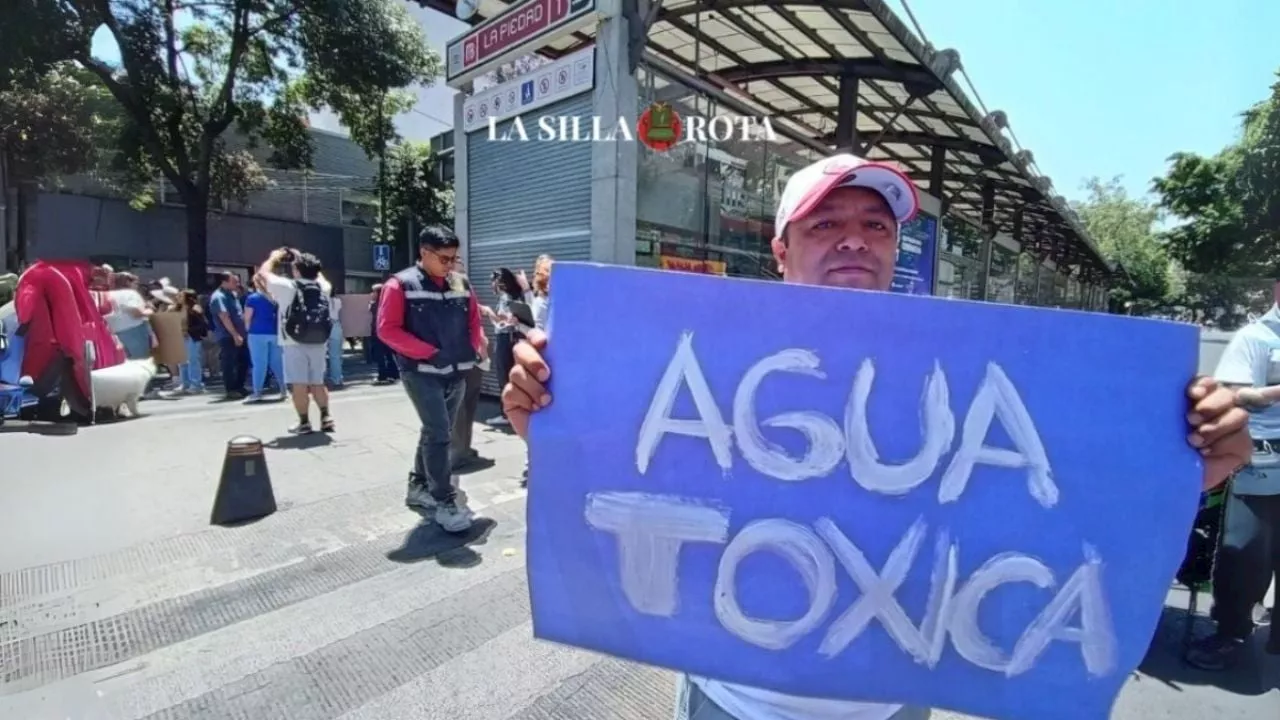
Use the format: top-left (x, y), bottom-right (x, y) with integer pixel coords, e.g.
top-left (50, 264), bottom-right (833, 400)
top-left (585, 491), bottom-right (730, 617)
top-left (1007, 545), bottom-right (1116, 678)
top-left (635, 333), bottom-right (734, 474)
top-left (949, 551), bottom-right (1056, 673)
top-left (733, 350), bottom-right (845, 482)
top-left (715, 519), bottom-right (837, 650)
top-left (844, 359), bottom-right (956, 495)
top-left (938, 363), bottom-right (1059, 508)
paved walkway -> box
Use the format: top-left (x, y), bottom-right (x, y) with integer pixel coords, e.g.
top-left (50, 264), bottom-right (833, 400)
top-left (0, 388), bottom-right (1274, 719)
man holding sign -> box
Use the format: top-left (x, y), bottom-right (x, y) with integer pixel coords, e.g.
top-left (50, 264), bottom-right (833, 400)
top-left (502, 154), bottom-right (1251, 720)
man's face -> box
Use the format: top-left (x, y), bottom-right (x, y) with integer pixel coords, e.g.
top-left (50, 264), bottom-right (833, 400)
top-left (770, 186), bottom-right (898, 291)
top-left (224, 275), bottom-right (241, 292)
top-left (419, 245), bottom-right (459, 278)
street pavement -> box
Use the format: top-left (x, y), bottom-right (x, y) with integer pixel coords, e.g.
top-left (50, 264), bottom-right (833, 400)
top-left (0, 385), bottom-right (1276, 720)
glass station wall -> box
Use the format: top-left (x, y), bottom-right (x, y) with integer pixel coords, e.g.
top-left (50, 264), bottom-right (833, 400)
top-left (634, 65), bottom-right (822, 280)
top-left (633, 64), bottom-right (1111, 310)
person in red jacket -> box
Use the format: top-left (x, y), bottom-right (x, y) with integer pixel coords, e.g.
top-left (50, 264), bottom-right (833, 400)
top-left (376, 225), bottom-right (487, 533)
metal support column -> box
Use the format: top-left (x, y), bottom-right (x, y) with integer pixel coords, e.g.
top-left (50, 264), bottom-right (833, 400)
top-left (1010, 209), bottom-right (1024, 303)
top-left (976, 181), bottom-right (996, 301)
top-left (928, 146), bottom-right (945, 296)
top-left (835, 75), bottom-right (860, 154)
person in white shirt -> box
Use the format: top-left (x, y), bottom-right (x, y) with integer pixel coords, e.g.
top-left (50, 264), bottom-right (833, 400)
top-left (105, 272), bottom-right (154, 360)
top-left (327, 294), bottom-right (345, 387)
top-left (498, 153), bottom-right (1253, 720)
top-left (256, 247), bottom-right (335, 434)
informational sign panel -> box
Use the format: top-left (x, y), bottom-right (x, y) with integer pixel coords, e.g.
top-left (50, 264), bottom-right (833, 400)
top-left (891, 211), bottom-right (938, 295)
top-left (527, 263), bottom-right (1202, 720)
top-left (446, 0), bottom-right (598, 86)
top-left (461, 46), bottom-right (595, 133)
top-left (373, 244), bottom-right (391, 271)
top-left (658, 256), bottom-right (727, 275)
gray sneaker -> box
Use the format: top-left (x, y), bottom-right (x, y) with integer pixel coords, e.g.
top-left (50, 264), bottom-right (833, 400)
top-left (405, 484), bottom-right (436, 511)
top-left (435, 501), bottom-right (474, 533)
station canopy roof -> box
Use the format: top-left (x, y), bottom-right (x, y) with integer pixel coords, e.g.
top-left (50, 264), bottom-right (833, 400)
top-left (418, 0), bottom-right (1108, 277)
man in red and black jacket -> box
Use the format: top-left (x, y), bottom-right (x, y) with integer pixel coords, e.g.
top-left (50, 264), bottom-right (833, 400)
top-left (376, 225), bottom-right (487, 533)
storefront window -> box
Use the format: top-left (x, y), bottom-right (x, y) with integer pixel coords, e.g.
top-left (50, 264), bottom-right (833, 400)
top-left (1014, 253), bottom-right (1038, 305)
top-left (634, 65), bottom-right (817, 281)
top-left (1053, 272), bottom-right (1069, 306)
top-left (1066, 275), bottom-right (1081, 308)
top-left (1037, 263), bottom-right (1056, 306)
top-left (987, 243), bottom-right (1017, 303)
top-left (937, 217), bottom-right (982, 300)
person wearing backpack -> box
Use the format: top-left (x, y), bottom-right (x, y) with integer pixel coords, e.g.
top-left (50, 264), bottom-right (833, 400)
top-left (256, 247), bottom-right (335, 434)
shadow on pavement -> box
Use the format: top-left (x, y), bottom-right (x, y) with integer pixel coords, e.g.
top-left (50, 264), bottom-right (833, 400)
top-left (1139, 605), bottom-right (1275, 695)
top-left (0, 421), bottom-right (77, 436)
top-left (386, 517), bottom-right (497, 568)
top-left (265, 432), bottom-right (334, 450)
top-left (455, 456), bottom-right (497, 475)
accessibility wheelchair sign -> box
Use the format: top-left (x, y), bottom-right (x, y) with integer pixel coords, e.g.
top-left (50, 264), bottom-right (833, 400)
top-left (373, 244), bottom-right (391, 271)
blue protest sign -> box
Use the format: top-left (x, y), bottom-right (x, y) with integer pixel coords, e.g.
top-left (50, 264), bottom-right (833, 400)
top-left (528, 263), bottom-right (1202, 720)
top-left (890, 212), bottom-right (937, 295)
top-left (373, 244), bottom-right (391, 271)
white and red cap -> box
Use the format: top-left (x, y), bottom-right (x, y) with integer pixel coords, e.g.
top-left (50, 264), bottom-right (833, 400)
top-left (774, 153), bottom-right (919, 240)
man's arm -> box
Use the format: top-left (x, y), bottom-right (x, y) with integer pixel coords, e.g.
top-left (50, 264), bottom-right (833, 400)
top-left (375, 278), bottom-right (438, 360)
top-left (211, 295), bottom-right (241, 343)
top-left (1214, 332), bottom-right (1279, 407)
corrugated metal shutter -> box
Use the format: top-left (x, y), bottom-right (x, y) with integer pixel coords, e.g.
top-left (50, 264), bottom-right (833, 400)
top-left (467, 93), bottom-right (594, 396)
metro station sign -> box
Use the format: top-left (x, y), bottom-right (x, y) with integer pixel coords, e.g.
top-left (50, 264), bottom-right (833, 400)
top-left (446, 0), bottom-right (598, 87)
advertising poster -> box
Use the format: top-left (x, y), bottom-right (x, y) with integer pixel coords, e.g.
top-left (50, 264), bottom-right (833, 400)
top-left (659, 256), bottom-right (727, 275)
top-left (891, 212), bottom-right (938, 295)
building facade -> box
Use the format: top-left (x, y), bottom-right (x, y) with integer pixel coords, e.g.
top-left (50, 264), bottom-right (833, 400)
top-left (20, 128), bottom-right (385, 292)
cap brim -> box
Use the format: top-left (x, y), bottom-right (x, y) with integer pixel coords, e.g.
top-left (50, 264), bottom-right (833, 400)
top-left (788, 162), bottom-right (919, 227)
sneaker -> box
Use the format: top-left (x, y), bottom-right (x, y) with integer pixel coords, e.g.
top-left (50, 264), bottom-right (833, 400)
top-left (435, 500), bottom-right (474, 533)
top-left (243, 394), bottom-right (264, 404)
top-left (289, 421), bottom-right (313, 434)
top-left (320, 417), bottom-right (335, 433)
top-left (405, 483), bottom-right (436, 511)
top-left (1185, 633), bottom-right (1247, 671)
top-left (486, 416), bottom-right (510, 428)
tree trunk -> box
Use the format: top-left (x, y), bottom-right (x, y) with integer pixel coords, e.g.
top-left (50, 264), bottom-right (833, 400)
top-left (185, 199), bottom-right (209, 291)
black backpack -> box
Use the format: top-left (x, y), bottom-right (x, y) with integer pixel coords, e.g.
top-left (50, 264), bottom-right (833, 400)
top-left (284, 279), bottom-right (332, 344)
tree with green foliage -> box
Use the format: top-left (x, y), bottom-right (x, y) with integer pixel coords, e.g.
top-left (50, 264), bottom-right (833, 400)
top-left (1, 63), bottom-right (122, 269)
top-left (26, 0), bottom-right (439, 288)
top-left (379, 141), bottom-right (453, 235)
top-left (1072, 176), bottom-right (1172, 315)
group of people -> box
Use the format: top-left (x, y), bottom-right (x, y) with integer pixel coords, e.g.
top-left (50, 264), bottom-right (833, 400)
top-left (368, 223), bottom-right (552, 533)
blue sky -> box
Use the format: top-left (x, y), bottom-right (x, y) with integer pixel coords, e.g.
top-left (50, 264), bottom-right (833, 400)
top-left (93, 2), bottom-right (1280, 203)
top-left (888, 0), bottom-right (1280, 201)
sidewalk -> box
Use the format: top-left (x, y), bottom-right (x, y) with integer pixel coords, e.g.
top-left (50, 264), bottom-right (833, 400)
top-left (0, 390), bottom-right (1275, 719)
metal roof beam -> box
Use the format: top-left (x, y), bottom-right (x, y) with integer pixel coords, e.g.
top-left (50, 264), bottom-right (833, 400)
top-left (661, 0), bottom-right (873, 17)
top-left (824, 130), bottom-right (1004, 162)
top-left (716, 59), bottom-right (940, 89)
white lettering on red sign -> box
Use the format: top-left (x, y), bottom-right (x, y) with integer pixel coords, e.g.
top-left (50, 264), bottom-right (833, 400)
top-left (462, 0), bottom-right (570, 68)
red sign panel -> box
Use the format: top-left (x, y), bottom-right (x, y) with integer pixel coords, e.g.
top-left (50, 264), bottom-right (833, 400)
top-left (448, 0), bottom-right (594, 83)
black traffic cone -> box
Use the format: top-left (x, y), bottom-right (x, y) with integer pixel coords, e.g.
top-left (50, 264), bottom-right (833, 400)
top-left (211, 435), bottom-right (277, 525)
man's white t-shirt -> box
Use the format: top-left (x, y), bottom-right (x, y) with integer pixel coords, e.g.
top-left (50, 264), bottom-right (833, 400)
top-left (693, 677), bottom-right (903, 720)
top-left (105, 289), bottom-right (149, 333)
top-left (263, 272), bottom-right (332, 348)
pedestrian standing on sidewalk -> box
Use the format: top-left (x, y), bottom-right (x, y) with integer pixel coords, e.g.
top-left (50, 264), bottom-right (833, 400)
top-left (501, 152), bottom-right (1254, 720)
top-left (1187, 284), bottom-right (1280, 669)
top-left (482, 268), bottom-right (530, 429)
top-left (106, 272), bottom-right (154, 360)
top-left (327, 293), bottom-right (345, 388)
top-left (209, 272), bottom-right (249, 399)
top-left (243, 277), bottom-right (284, 403)
top-left (177, 289), bottom-right (207, 394)
top-left (450, 261), bottom-right (489, 472)
top-left (368, 284), bottom-right (401, 385)
top-left (377, 225), bottom-right (486, 533)
top-left (257, 248), bottom-right (336, 434)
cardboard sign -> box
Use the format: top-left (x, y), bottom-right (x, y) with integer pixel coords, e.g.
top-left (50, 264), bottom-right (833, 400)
top-left (149, 312), bottom-right (187, 367)
top-left (527, 263), bottom-right (1202, 720)
top-left (337, 294), bottom-right (372, 338)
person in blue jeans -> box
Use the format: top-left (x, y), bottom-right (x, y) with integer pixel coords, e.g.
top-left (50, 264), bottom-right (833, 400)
top-left (177, 289), bottom-right (208, 393)
top-left (209, 272), bottom-right (249, 400)
top-left (327, 295), bottom-right (345, 388)
top-left (243, 280), bottom-right (284, 402)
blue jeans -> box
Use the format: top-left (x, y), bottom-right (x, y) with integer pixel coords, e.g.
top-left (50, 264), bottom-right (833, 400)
top-left (673, 676), bottom-right (930, 720)
top-left (179, 338), bottom-right (204, 391)
top-left (327, 327), bottom-right (344, 385)
top-left (117, 323), bottom-right (152, 360)
top-left (247, 333), bottom-right (283, 396)
top-left (401, 370), bottom-right (465, 503)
